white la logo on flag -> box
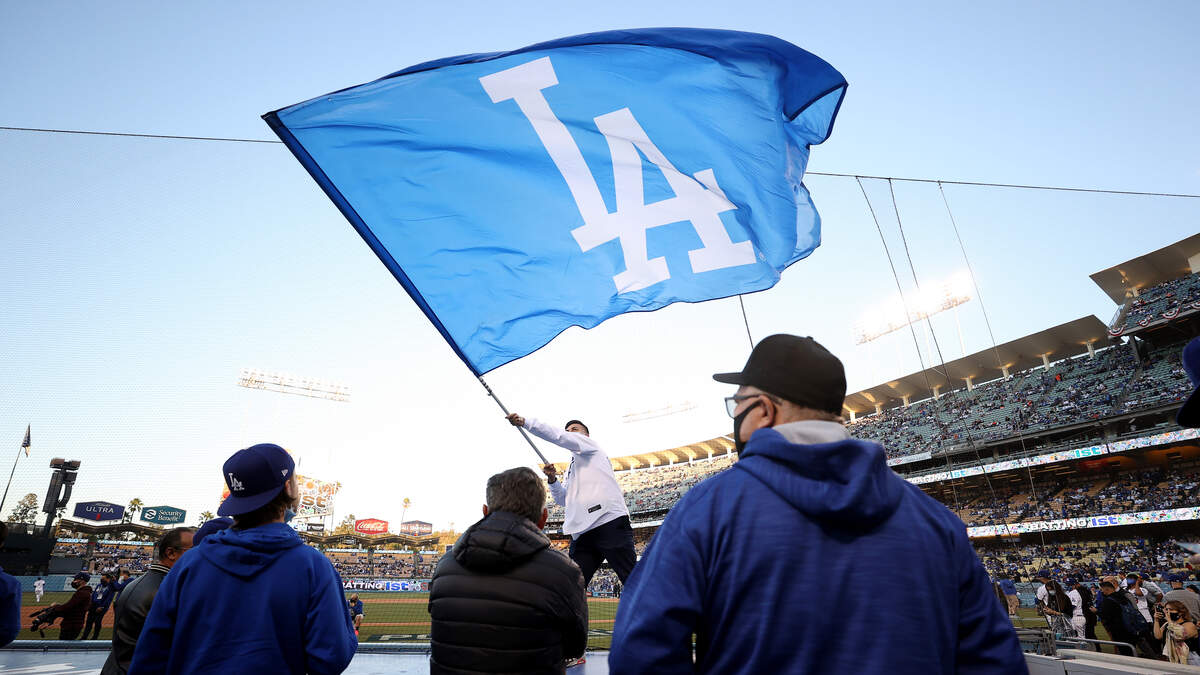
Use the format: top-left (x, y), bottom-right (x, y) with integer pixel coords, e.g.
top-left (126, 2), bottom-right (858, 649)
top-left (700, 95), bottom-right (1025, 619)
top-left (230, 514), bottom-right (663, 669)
top-left (480, 57), bottom-right (756, 293)
top-left (228, 473), bottom-right (245, 492)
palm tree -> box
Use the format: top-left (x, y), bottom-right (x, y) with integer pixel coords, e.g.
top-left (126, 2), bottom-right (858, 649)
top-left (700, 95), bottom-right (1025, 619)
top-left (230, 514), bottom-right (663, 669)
top-left (401, 498), bottom-right (411, 530)
top-left (126, 498), bottom-right (144, 523)
top-left (198, 511), bottom-right (215, 525)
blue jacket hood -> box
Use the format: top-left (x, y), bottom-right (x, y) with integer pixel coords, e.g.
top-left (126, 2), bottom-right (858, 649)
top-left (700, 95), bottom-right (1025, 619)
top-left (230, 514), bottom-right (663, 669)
top-left (194, 522), bottom-right (302, 579)
top-left (734, 428), bottom-right (903, 526)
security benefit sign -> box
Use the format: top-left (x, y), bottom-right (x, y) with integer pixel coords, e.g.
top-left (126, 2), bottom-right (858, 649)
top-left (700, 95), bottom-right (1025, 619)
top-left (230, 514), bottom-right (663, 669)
top-left (140, 506), bottom-right (187, 525)
top-left (354, 518), bottom-right (389, 535)
top-left (73, 501), bottom-right (124, 521)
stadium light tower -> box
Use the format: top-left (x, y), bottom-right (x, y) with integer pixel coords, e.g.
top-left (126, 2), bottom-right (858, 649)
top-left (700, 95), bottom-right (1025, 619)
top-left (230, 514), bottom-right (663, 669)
top-left (42, 458), bottom-right (80, 538)
top-left (237, 368), bottom-right (351, 402)
top-left (853, 269), bottom-right (973, 345)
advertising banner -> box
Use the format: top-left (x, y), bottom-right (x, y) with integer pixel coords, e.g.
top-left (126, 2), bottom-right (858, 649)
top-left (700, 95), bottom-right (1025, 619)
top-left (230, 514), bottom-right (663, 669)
top-left (906, 428), bottom-right (1200, 486)
top-left (297, 475), bottom-right (341, 519)
top-left (305, 522), bottom-right (325, 533)
top-left (399, 520), bottom-right (433, 536)
top-left (140, 506), bottom-right (186, 525)
top-left (886, 451), bottom-right (931, 468)
top-left (342, 578), bottom-right (430, 592)
top-left (73, 501), bottom-right (124, 521)
top-left (967, 506), bottom-right (1200, 539)
top-left (354, 518), bottom-right (389, 535)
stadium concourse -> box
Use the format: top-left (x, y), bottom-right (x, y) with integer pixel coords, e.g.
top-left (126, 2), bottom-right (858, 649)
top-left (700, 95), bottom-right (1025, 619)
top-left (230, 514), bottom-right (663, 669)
top-left (12, 237), bottom-right (1200, 672)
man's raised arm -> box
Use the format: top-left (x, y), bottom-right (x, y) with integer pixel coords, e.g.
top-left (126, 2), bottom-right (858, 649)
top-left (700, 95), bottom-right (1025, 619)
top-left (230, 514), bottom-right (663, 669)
top-left (506, 414), bottom-right (598, 456)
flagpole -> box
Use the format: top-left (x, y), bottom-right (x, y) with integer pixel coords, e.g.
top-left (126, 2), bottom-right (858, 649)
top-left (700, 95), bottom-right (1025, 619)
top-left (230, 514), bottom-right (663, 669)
top-left (477, 377), bottom-right (549, 465)
top-left (0, 444), bottom-right (24, 517)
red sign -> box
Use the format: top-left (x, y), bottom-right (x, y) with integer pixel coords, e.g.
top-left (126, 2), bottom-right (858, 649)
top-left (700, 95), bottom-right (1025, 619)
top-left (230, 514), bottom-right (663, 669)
top-left (354, 518), bottom-right (389, 535)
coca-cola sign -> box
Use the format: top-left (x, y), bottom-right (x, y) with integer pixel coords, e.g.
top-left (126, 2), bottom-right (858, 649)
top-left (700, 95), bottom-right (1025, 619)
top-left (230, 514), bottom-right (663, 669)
top-left (354, 518), bottom-right (388, 535)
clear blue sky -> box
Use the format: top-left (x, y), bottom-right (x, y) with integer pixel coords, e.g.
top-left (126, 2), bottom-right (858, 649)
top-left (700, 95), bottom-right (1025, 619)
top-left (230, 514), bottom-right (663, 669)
top-left (1, 1), bottom-right (1197, 533)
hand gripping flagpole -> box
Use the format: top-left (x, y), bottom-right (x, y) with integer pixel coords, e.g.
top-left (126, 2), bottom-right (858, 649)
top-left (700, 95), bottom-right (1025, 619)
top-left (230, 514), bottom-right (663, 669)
top-left (477, 377), bottom-right (549, 465)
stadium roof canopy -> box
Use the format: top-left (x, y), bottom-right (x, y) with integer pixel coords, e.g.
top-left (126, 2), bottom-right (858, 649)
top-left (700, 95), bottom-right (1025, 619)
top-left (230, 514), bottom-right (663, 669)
top-left (552, 435), bottom-right (735, 473)
top-left (1090, 232), bottom-right (1200, 304)
top-left (843, 315), bottom-right (1112, 415)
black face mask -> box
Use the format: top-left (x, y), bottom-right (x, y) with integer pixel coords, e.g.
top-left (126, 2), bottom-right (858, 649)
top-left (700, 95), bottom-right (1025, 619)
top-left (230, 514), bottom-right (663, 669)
top-left (733, 400), bottom-right (763, 454)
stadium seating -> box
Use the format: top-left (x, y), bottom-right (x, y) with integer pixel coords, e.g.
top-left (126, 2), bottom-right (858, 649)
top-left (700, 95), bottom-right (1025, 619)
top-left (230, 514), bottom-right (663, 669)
top-left (976, 536), bottom-right (1190, 581)
top-left (1118, 272), bottom-right (1200, 331)
top-left (848, 343), bottom-right (1191, 460)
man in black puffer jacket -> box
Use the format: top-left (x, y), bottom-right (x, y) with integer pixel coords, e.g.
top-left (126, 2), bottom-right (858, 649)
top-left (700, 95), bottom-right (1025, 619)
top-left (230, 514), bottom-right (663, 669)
top-left (429, 467), bottom-right (587, 674)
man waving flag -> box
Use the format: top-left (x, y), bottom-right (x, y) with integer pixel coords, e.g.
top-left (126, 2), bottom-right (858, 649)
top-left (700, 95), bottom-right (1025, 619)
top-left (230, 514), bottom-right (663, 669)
top-left (265, 28), bottom-right (846, 375)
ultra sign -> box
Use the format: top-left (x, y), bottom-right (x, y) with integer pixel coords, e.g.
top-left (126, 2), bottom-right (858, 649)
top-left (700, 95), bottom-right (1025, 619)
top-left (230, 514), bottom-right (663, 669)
top-left (73, 501), bottom-right (125, 521)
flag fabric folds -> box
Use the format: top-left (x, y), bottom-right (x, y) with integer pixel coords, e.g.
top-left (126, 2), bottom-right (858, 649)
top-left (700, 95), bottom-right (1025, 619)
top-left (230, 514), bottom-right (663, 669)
top-left (264, 28), bottom-right (846, 375)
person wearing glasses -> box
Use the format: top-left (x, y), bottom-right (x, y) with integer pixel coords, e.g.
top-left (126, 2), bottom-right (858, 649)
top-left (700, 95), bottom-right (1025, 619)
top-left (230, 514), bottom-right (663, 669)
top-left (505, 413), bottom-right (635, 590)
top-left (609, 334), bottom-right (1025, 674)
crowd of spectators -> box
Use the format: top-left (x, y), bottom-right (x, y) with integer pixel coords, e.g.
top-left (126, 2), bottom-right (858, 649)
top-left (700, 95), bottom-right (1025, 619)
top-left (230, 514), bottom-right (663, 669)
top-left (952, 466), bottom-right (1199, 527)
top-left (1120, 273), bottom-right (1200, 331)
top-left (849, 341), bottom-right (1191, 461)
top-left (54, 539), bottom-right (438, 580)
top-left (976, 537), bottom-right (1191, 582)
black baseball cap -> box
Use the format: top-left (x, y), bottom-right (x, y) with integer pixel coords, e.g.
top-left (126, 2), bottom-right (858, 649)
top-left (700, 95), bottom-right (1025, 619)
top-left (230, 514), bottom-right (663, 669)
top-left (218, 444), bottom-right (295, 517)
top-left (713, 335), bottom-right (846, 415)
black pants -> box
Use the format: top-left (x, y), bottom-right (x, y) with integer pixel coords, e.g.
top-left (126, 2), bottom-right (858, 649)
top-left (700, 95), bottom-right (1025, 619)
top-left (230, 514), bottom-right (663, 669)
top-left (569, 516), bottom-right (636, 586)
top-left (59, 625), bottom-right (82, 641)
top-left (83, 607), bottom-right (107, 640)
top-left (1084, 612), bottom-right (1097, 640)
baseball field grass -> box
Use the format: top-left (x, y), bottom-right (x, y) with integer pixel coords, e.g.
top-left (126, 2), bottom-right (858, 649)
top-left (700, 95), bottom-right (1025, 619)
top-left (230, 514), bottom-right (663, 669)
top-left (20, 591), bottom-right (1122, 655)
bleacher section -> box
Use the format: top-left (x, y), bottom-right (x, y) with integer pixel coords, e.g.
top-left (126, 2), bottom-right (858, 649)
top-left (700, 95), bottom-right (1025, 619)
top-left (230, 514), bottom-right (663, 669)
top-left (1119, 272), bottom-right (1200, 331)
top-left (976, 537), bottom-right (1187, 581)
top-left (547, 454), bottom-right (736, 521)
top-left (846, 344), bottom-right (1160, 459)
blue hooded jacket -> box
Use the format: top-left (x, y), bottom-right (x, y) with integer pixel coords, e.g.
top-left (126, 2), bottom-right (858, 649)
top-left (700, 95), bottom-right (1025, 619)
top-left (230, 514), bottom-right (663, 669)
top-left (610, 425), bottom-right (1026, 674)
top-left (128, 523), bottom-right (356, 675)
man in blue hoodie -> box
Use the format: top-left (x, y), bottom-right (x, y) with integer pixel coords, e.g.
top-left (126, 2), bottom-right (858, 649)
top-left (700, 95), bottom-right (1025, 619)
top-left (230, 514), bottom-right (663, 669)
top-left (609, 335), bottom-right (1026, 674)
top-left (129, 443), bottom-right (357, 675)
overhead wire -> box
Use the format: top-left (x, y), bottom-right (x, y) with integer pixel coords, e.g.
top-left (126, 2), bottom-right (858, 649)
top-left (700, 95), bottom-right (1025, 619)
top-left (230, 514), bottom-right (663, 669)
top-left (3, 125), bottom-right (1200, 199)
top-left (855, 177), bottom-right (961, 511)
top-left (938, 182), bottom-right (1050, 546)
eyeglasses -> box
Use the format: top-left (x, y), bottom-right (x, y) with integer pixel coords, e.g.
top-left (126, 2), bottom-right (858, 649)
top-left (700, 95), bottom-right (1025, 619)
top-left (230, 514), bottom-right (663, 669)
top-left (724, 394), bottom-right (761, 418)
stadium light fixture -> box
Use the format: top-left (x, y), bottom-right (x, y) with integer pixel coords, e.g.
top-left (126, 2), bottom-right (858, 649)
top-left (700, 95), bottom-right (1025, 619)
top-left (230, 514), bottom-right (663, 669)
top-left (237, 368), bottom-right (351, 402)
top-left (622, 401), bottom-right (698, 423)
top-left (853, 269), bottom-right (973, 345)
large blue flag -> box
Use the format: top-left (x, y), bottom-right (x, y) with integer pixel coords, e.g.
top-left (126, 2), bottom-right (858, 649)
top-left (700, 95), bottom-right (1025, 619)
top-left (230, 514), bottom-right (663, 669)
top-left (265, 28), bottom-right (846, 375)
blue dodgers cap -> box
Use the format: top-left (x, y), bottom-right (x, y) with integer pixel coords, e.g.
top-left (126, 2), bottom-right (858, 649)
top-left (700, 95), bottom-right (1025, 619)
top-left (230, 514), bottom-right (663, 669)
top-left (193, 517), bottom-right (233, 545)
top-left (217, 444), bottom-right (295, 517)
top-left (74, 572), bottom-right (91, 582)
top-left (1178, 337), bottom-right (1200, 428)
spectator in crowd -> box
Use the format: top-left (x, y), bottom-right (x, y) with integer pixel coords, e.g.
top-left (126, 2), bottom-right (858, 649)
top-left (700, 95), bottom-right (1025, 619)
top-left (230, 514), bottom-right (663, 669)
top-left (191, 517), bottom-right (232, 546)
top-left (101, 527), bottom-right (194, 675)
top-left (0, 523), bottom-right (20, 647)
top-left (1178, 336), bottom-right (1200, 428)
top-left (1153, 601), bottom-right (1200, 665)
top-left (113, 570), bottom-right (132, 597)
top-left (1072, 579), bottom-right (1098, 640)
top-left (1126, 572), bottom-right (1163, 625)
top-left (129, 443), bottom-right (356, 675)
top-left (1035, 572), bottom-right (1078, 637)
top-left (429, 466), bottom-right (587, 674)
top-left (997, 574), bottom-right (1019, 616)
top-left (1164, 573), bottom-right (1200, 624)
top-left (347, 594), bottom-right (363, 636)
top-left (1097, 578), bottom-right (1150, 657)
top-left (507, 412), bottom-right (636, 588)
top-left (83, 572), bottom-right (117, 640)
top-left (610, 335), bottom-right (1025, 673)
top-left (56, 572), bottom-right (93, 640)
